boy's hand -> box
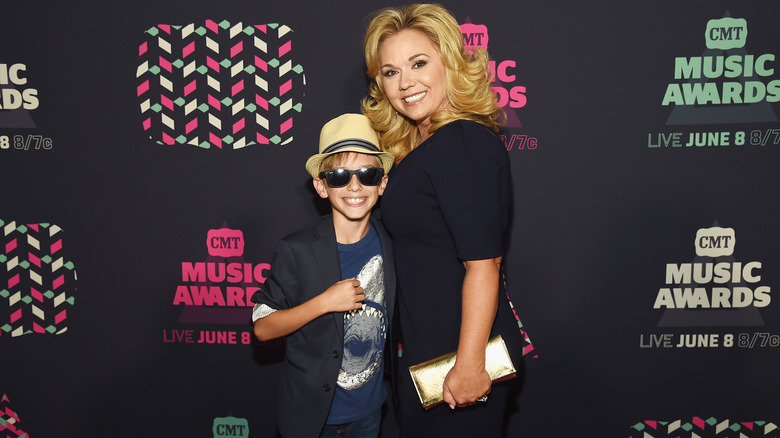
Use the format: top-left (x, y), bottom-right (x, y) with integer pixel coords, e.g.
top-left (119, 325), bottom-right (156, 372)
top-left (322, 278), bottom-right (365, 312)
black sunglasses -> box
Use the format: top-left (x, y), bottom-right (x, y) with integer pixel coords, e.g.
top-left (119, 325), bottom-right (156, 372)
top-left (318, 167), bottom-right (385, 188)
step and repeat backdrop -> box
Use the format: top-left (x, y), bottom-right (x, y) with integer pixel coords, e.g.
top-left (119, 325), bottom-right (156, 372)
top-left (2, 1), bottom-right (780, 437)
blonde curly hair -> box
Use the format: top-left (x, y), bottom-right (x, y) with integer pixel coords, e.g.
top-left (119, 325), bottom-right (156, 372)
top-left (361, 3), bottom-right (504, 163)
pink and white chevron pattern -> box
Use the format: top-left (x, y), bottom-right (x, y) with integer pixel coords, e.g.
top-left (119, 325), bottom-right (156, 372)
top-left (0, 394), bottom-right (29, 438)
top-left (137, 20), bottom-right (305, 149)
top-left (0, 220), bottom-right (77, 337)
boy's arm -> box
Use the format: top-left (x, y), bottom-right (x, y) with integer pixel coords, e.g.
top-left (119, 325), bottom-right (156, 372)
top-left (254, 277), bottom-right (365, 341)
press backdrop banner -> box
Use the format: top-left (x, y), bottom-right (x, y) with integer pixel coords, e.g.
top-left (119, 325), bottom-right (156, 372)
top-left (2, 1), bottom-right (780, 437)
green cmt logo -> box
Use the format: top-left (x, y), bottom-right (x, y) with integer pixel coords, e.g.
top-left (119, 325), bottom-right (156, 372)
top-left (213, 416), bottom-right (249, 438)
top-left (706, 17), bottom-right (747, 50)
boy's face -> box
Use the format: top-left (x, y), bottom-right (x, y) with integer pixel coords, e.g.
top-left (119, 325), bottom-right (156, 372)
top-left (313, 152), bottom-right (388, 224)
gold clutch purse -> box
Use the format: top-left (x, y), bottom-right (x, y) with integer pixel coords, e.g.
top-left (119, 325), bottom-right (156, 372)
top-left (408, 334), bottom-right (516, 409)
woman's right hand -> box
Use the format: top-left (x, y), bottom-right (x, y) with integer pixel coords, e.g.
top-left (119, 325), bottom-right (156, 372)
top-left (442, 359), bottom-right (492, 409)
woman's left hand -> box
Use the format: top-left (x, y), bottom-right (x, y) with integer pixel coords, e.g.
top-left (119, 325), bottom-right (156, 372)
top-left (442, 360), bottom-right (492, 409)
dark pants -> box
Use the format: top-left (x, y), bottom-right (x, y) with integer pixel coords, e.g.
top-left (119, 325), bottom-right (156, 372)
top-left (320, 407), bottom-right (382, 438)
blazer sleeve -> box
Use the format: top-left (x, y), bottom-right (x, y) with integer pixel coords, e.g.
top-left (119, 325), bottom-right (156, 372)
top-left (250, 238), bottom-right (299, 322)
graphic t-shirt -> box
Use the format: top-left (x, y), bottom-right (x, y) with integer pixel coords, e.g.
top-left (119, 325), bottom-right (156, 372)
top-left (326, 224), bottom-right (388, 424)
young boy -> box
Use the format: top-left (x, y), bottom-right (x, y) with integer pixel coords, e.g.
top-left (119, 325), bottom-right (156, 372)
top-left (251, 113), bottom-right (396, 438)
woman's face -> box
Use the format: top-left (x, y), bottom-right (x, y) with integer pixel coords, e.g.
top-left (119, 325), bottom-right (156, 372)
top-left (379, 29), bottom-right (448, 135)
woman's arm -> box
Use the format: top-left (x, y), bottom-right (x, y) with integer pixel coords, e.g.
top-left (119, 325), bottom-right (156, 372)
top-left (442, 257), bottom-right (501, 409)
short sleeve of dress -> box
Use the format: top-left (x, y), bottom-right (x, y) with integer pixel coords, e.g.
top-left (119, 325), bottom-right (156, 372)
top-left (425, 121), bottom-right (511, 261)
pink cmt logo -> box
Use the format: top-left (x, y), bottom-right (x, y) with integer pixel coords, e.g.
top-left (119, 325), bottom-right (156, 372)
top-left (460, 23), bottom-right (489, 52)
top-left (459, 18), bottom-right (527, 126)
top-left (207, 228), bottom-right (244, 257)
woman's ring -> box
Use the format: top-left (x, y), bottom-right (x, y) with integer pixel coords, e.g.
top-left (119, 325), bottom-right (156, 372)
top-left (477, 396), bottom-right (488, 402)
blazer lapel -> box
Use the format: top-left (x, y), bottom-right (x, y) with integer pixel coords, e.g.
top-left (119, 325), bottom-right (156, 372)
top-left (311, 215), bottom-right (345, 341)
top-left (371, 215), bottom-right (395, 325)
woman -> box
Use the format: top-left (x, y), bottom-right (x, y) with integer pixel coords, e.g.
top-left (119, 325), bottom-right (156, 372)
top-left (361, 4), bottom-right (524, 436)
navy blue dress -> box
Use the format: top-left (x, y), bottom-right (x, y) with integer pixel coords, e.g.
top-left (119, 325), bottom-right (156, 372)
top-left (381, 120), bottom-right (522, 436)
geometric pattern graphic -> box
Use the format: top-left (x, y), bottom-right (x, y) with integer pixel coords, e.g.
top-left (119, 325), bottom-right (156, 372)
top-left (137, 20), bottom-right (305, 149)
top-left (506, 291), bottom-right (537, 358)
top-left (0, 394), bottom-right (30, 438)
top-left (630, 418), bottom-right (779, 438)
top-left (0, 220), bottom-right (77, 337)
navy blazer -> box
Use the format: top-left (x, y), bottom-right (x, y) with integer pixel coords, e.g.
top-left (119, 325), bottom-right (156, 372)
top-left (252, 214), bottom-right (396, 438)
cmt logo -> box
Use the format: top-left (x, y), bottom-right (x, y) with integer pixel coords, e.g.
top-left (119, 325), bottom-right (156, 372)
top-left (663, 13), bottom-right (778, 123)
top-left (695, 226), bottom-right (735, 257)
top-left (213, 416), bottom-right (249, 438)
top-left (461, 23), bottom-right (488, 51)
top-left (171, 223), bottom-right (268, 324)
top-left (706, 17), bottom-right (747, 50)
top-left (207, 227), bottom-right (244, 257)
top-left (654, 222), bottom-right (770, 322)
top-left (459, 20), bottom-right (527, 115)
